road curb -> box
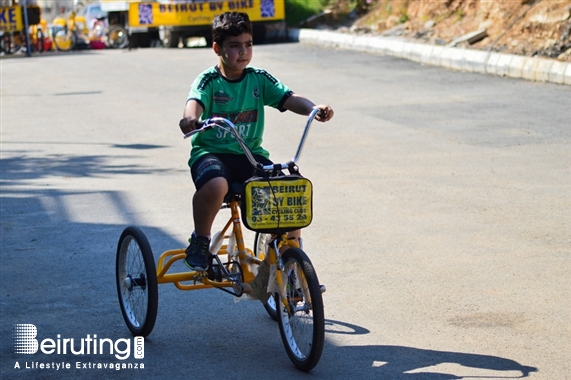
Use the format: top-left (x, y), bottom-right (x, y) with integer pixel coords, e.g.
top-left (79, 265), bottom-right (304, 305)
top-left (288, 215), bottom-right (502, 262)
top-left (292, 28), bottom-right (571, 86)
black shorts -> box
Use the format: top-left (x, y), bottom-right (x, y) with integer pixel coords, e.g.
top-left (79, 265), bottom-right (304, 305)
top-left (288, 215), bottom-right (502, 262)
top-left (191, 153), bottom-right (274, 191)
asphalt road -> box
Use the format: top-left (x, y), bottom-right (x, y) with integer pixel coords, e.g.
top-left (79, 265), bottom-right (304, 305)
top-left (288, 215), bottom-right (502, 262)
top-left (1, 43), bottom-right (570, 379)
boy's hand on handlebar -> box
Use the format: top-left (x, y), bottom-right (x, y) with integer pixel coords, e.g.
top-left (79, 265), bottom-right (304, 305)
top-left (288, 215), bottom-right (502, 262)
top-left (179, 116), bottom-right (199, 134)
top-left (315, 105), bottom-right (334, 122)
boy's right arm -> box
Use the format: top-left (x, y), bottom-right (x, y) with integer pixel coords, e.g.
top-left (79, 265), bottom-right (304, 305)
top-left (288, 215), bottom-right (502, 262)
top-left (179, 100), bottom-right (204, 135)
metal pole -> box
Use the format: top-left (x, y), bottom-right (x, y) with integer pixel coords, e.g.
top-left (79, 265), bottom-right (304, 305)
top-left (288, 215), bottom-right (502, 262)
top-left (22, 0), bottom-right (32, 57)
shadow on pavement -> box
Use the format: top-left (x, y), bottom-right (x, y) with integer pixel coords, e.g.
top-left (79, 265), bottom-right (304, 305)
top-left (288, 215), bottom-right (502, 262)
top-left (324, 344), bottom-right (537, 379)
top-left (322, 319), bottom-right (536, 378)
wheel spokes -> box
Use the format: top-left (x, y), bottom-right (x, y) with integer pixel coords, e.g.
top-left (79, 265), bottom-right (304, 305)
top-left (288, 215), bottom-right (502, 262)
top-left (121, 238), bottom-right (149, 327)
top-left (281, 262), bottom-right (315, 359)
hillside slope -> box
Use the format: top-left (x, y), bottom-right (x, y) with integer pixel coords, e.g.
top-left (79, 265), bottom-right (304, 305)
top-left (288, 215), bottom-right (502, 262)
top-left (321, 0), bottom-right (571, 62)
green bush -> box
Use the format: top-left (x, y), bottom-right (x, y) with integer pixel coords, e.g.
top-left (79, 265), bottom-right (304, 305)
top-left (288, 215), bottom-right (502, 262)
top-left (286, 0), bottom-right (329, 27)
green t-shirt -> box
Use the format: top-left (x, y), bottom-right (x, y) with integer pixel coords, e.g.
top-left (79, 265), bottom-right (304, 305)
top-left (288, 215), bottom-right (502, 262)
top-left (187, 66), bottom-right (293, 167)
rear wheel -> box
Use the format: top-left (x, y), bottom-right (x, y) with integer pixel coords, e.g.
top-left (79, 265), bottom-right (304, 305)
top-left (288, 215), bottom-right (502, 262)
top-left (277, 248), bottom-right (324, 371)
top-left (166, 30), bottom-right (180, 48)
top-left (254, 232), bottom-right (278, 321)
top-left (53, 28), bottom-right (75, 51)
top-left (107, 26), bottom-right (129, 49)
top-left (116, 226), bottom-right (158, 337)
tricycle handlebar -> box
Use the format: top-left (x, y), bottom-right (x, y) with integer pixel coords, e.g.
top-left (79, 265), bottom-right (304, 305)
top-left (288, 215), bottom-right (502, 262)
top-left (183, 107), bottom-right (321, 172)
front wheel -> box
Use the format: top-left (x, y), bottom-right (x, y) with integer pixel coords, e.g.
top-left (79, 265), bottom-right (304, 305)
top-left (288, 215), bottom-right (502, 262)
top-left (277, 248), bottom-right (325, 372)
top-left (0, 33), bottom-right (11, 54)
top-left (53, 28), bottom-right (75, 52)
top-left (254, 232), bottom-right (278, 321)
top-left (1, 32), bottom-right (21, 54)
top-left (116, 226), bottom-right (158, 337)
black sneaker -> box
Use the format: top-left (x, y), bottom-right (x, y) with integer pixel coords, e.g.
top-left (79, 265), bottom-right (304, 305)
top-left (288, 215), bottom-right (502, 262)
top-left (184, 235), bottom-right (211, 271)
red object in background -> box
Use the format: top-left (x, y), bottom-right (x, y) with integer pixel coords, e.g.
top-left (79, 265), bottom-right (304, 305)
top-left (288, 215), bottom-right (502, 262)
top-left (89, 39), bottom-right (106, 49)
top-left (44, 37), bottom-right (53, 51)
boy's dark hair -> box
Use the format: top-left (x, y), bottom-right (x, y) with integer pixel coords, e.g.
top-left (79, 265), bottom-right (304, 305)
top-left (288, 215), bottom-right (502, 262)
top-left (212, 12), bottom-right (252, 45)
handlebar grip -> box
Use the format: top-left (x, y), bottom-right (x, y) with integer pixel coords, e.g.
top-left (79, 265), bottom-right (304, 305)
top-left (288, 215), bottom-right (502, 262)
top-left (183, 118), bottom-right (210, 139)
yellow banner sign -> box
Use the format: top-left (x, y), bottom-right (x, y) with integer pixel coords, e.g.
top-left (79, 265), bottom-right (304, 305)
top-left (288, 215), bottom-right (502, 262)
top-left (129, 0), bottom-right (284, 28)
top-left (0, 6), bottom-right (23, 32)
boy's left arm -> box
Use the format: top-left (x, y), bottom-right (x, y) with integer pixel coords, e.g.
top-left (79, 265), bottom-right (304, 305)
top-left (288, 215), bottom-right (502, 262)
top-left (283, 94), bottom-right (334, 122)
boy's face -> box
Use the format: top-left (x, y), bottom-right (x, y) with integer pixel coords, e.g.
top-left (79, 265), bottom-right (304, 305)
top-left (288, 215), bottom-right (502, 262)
top-left (214, 33), bottom-right (253, 78)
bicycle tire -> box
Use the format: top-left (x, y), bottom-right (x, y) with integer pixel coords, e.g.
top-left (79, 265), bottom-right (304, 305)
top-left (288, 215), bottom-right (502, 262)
top-left (2, 32), bottom-right (21, 54)
top-left (277, 248), bottom-right (325, 372)
top-left (116, 226), bottom-right (158, 337)
top-left (107, 26), bottom-right (129, 49)
top-left (166, 30), bottom-right (180, 48)
top-left (54, 28), bottom-right (75, 52)
top-left (254, 232), bottom-right (279, 321)
top-left (0, 33), bottom-right (10, 54)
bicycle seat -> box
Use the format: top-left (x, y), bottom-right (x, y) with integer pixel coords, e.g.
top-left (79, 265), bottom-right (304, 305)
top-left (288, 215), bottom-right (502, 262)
top-left (224, 181), bottom-right (243, 203)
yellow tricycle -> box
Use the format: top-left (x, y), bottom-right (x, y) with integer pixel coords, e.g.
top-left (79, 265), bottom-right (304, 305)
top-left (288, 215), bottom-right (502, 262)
top-left (115, 108), bottom-right (326, 371)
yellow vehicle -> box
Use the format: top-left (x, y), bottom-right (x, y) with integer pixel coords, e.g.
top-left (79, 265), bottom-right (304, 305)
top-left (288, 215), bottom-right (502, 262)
top-left (101, 0), bottom-right (286, 47)
top-left (116, 109), bottom-right (325, 372)
top-left (52, 10), bottom-right (129, 51)
top-left (52, 11), bottom-right (89, 51)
